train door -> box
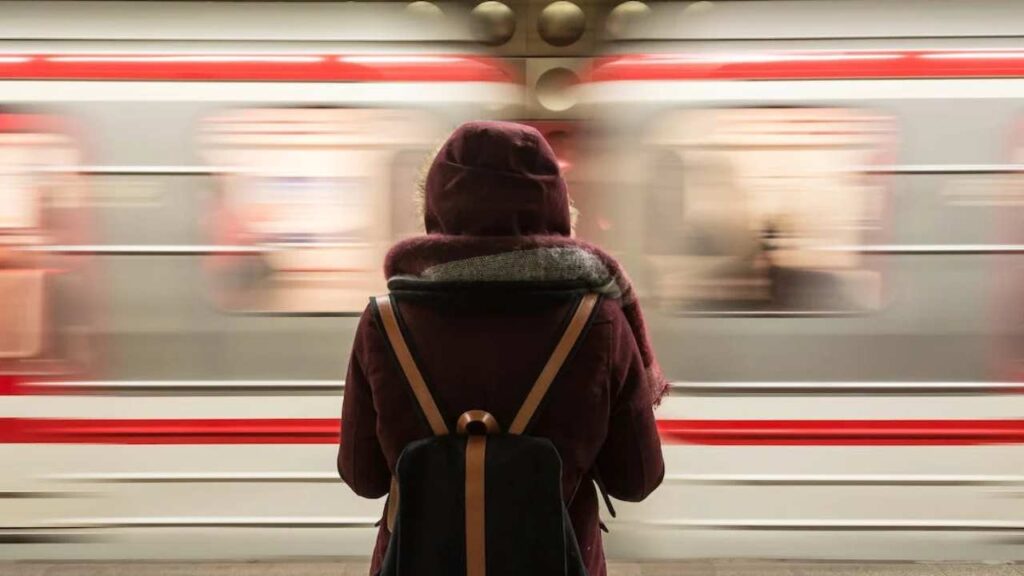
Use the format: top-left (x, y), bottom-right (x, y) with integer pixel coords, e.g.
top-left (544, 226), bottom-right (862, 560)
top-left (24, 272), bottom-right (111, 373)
top-left (201, 107), bottom-right (443, 314)
top-left (0, 114), bottom-right (93, 380)
top-left (1002, 127), bottom-right (1024, 381)
top-left (642, 107), bottom-right (894, 313)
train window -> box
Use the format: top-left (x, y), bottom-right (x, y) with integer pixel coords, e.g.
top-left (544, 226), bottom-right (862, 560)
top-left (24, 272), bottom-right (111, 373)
top-left (200, 107), bottom-right (443, 314)
top-left (0, 131), bottom-right (44, 359)
top-left (642, 107), bottom-right (894, 313)
top-left (0, 129), bottom-right (75, 232)
top-left (0, 166), bottom-right (36, 230)
top-left (0, 269), bottom-right (44, 359)
top-left (0, 115), bottom-right (90, 365)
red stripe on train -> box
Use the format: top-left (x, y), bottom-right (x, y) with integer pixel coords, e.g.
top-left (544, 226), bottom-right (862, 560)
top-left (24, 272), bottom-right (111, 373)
top-left (0, 418), bottom-right (339, 444)
top-left (588, 50), bottom-right (1024, 82)
top-left (0, 418), bottom-right (1022, 445)
top-left (0, 54), bottom-right (515, 83)
top-left (657, 419), bottom-right (1024, 446)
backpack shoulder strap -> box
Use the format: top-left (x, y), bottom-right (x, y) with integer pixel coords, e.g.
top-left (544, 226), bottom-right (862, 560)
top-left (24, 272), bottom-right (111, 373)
top-left (374, 294), bottom-right (450, 436)
top-left (508, 293), bottom-right (600, 435)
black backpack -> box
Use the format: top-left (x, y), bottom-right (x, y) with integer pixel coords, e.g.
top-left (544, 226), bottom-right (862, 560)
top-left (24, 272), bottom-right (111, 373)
top-left (373, 292), bottom-right (599, 576)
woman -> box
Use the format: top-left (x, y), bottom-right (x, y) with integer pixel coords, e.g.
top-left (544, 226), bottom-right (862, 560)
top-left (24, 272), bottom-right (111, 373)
top-left (339, 121), bottom-right (666, 576)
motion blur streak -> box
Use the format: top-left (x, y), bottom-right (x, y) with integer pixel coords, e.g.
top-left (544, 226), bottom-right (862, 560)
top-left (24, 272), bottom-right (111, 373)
top-left (588, 50), bottom-right (1024, 81)
top-left (2, 418), bottom-right (1023, 445)
top-left (0, 53), bottom-right (515, 82)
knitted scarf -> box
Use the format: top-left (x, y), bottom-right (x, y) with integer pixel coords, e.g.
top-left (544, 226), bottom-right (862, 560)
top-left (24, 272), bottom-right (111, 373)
top-left (385, 234), bottom-right (669, 406)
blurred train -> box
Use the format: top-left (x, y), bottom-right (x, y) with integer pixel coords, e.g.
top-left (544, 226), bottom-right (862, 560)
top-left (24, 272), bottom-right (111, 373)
top-left (1, 0), bottom-right (1023, 565)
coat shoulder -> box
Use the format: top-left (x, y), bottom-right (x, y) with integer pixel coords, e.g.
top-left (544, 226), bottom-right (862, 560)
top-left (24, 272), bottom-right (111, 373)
top-left (590, 296), bottom-right (625, 327)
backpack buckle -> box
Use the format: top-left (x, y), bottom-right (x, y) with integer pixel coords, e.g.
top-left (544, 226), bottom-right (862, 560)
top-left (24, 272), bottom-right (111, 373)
top-left (457, 410), bottom-right (501, 435)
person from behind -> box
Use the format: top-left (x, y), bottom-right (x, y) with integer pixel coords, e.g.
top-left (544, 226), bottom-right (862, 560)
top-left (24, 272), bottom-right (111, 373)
top-left (338, 121), bottom-right (667, 576)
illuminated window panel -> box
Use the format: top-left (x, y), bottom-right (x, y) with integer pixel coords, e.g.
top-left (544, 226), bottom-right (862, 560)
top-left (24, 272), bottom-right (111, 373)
top-left (643, 107), bottom-right (895, 313)
top-left (201, 107), bottom-right (443, 314)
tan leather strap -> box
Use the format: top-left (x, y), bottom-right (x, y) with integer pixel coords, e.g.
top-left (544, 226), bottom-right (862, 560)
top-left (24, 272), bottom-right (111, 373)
top-left (376, 294), bottom-right (448, 533)
top-left (385, 477), bottom-right (399, 533)
top-left (460, 410), bottom-right (497, 576)
top-left (375, 295), bottom-right (449, 436)
top-left (508, 293), bottom-right (599, 435)
top-left (465, 435), bottom-right (488, 576)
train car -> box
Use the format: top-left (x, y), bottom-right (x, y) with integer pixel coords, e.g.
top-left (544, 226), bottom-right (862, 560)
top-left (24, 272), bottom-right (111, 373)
top-left (0, 0), bottom-right (522, 560)
top-left (577, 0), bottom-right (1024, 562)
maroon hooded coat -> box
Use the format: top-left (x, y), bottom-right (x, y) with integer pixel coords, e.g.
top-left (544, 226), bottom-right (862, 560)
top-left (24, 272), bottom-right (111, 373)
top-left (338, 121), bottom-right (665, 576)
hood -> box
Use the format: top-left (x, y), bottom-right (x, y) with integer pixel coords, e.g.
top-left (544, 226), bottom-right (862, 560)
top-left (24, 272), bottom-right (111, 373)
top-left (424, 121), bottom-right (571, 237)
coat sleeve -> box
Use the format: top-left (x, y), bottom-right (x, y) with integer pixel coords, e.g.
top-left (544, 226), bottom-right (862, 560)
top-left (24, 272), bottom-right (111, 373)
top-left (593, 310), bottom-right (665, 502)
top-left (337, 306), bottom-right (391, 499)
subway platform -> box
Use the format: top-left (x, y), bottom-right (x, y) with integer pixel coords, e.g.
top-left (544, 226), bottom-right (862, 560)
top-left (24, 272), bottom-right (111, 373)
top-left (0, 561), bottom-right (1021, 576)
